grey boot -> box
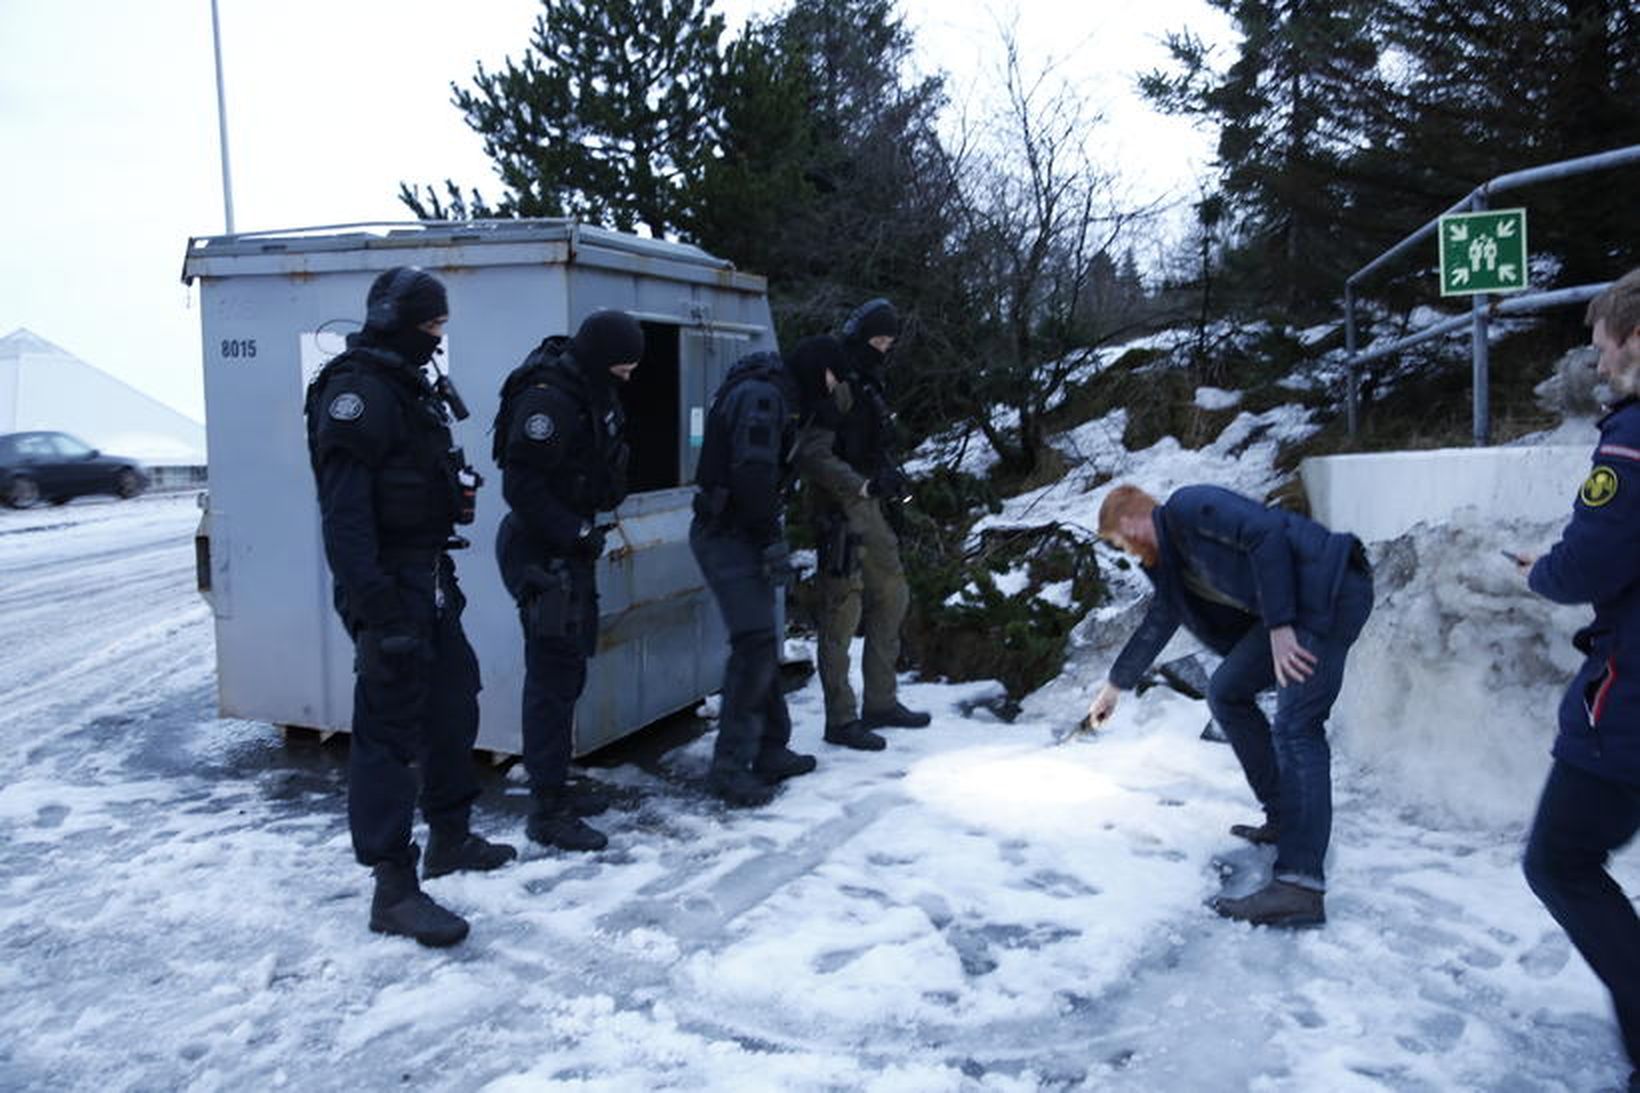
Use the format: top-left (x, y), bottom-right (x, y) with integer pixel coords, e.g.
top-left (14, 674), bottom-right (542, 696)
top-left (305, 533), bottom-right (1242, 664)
top-left (370, 852), bottom-right (470, 947)
top-left (823, 720), bottom-right (887, 751)
top-left (423, 823), bottom-right (518, 880)
top-left (1212, 880), bottom-right (1325, 928)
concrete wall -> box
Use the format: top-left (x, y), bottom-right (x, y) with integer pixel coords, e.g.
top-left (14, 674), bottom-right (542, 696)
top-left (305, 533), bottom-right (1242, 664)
top-left (1301, 444), bottom-right (1593, 542)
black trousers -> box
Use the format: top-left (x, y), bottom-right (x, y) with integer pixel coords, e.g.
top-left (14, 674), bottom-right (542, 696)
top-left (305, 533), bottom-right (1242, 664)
top-left (338, 554), bottom-right (481, 868)
top-left (496, 515), bottom-right (597, 806)
top-left (1524, 758), bottom-right (1640, 1077)
top-left (689, 518), bottom-right (792, 773)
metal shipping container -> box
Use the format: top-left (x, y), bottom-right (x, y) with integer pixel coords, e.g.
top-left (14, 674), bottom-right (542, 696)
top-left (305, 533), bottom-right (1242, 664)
top-left (181, 220), bottom-right (775, 755)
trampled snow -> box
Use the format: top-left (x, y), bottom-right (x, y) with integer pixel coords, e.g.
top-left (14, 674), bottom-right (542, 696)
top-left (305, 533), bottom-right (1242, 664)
top-left (1, 485), bottom-right (1635, 1089)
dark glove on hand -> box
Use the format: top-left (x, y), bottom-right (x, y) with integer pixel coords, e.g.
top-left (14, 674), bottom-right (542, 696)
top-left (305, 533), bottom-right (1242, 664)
top-left (571, 525), bottom-right (608, 560)
top-left (358, 623), bottom-right (431, 679)
top-left (869, 468), bottom-right (911, 503)
top-left (760, 540), bottom-right (797, 588)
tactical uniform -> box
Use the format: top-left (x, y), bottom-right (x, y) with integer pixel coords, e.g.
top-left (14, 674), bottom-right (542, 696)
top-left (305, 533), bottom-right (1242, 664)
top-left (794, 300), bottom-right (929, 750)
top-left (494, 311), bottom-right (642, 851)
top-left (1525, 394), bottom-right (1640, 1084)
top-left (305, 266), bottom-right (513, 948)
top-left (692, 349), bottom-right (828, 806)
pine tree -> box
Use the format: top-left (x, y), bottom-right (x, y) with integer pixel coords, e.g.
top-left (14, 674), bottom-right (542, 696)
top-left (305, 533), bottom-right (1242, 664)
top-left (1141, 0), bottom-right (1393, 317)
top-left (400, 0), bottom-right (725, 237)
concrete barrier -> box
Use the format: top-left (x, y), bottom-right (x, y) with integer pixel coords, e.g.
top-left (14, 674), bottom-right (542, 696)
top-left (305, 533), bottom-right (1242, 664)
top-left (1301, 445), bottom-right (1592, 542)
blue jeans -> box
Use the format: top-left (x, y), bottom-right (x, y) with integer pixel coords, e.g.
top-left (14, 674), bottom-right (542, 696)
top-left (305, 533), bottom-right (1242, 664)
top-left (1206, 566), bottom-right (1373, 889)
top-left (1524, 759), bottom-right (1640, 1077)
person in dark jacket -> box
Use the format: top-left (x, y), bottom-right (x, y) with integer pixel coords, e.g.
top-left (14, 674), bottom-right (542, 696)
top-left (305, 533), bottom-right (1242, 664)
top-left (1517, 267), bottom-right (1640, 1092)
top-left (794, 299), bottom-right (929, 752)
top-left (305, 266), bottom-right (515, 948)
top-left (1087, 482), bottom-right (1373, 927)
top-left (494, 310), bottom-right (644, 852)
top-left (691, 345), bottom-right (835, 806)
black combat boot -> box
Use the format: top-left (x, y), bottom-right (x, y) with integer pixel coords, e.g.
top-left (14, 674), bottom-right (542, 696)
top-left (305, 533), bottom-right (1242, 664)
top-left (422, 822), bottom-right (518, 880)
top-left (1229, 819), bottom-right (1281, 846)
top-left (559, 777), bottom-right (611, 817)
top-left (370, 851), bottom-right (470, 947)
top-left (526, 802), bottom-right (608, 852)
top-left (753, 747), bottom-right (817, 783)
top-left (824, 720), bottom-right (887, 751)
top-left (708, 765), bottom-right (777, 807)
top-left (1212, 880), bottom-right (1325, 928)
top-left (860, 701), bottom-right (932, 729)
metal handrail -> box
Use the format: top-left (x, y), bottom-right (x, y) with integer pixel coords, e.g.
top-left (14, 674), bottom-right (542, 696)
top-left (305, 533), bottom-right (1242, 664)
top-left (1343, 144), bottom-right (1640, 443)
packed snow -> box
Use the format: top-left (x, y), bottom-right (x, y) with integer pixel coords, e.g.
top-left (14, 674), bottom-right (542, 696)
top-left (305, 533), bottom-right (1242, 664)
top-left (1, 472), bottom-right (1635, 1089)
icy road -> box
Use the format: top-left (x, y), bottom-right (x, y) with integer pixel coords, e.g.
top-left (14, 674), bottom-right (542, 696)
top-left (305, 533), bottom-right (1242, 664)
top-left (0, 493), bottom-right (1634, 1091)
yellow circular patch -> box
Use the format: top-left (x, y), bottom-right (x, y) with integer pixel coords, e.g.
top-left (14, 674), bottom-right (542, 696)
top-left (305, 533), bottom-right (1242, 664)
top-left (1581, 465), bottom-right (1619, 507)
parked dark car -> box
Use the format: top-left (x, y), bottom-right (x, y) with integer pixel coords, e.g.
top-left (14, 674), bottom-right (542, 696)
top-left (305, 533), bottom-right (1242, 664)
top-left (0, 431), bottom-right (148, 508)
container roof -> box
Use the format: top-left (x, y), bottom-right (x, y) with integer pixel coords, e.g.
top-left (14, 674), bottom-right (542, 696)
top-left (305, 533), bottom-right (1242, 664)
top-left (181, 219), bottom-right (763, 292)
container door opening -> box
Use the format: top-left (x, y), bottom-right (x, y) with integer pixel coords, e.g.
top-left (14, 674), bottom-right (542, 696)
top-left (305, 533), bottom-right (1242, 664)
top-left (620, 323), bottom-right (682, 492)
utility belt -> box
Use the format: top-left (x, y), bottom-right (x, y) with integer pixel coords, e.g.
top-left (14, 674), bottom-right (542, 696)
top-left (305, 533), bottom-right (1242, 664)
top-left (814, 507), bottom-right (862, 578)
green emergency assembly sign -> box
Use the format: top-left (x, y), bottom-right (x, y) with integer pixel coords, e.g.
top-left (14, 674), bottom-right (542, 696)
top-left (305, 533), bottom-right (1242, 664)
top-left (1438, 208), bottom-right (1528, 296)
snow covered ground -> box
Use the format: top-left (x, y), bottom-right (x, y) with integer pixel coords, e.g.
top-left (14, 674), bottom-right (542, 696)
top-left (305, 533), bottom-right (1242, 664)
top-left (2, 493), bottom-right (1636, 1091)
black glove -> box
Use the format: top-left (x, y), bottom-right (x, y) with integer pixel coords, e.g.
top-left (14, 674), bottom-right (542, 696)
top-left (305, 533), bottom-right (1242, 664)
top-left (868, 467), bottom-right (911, 503)
top-left (570, 524), bottom-right (608, 560)
top-left (760, 539), bottom-right (797, 588)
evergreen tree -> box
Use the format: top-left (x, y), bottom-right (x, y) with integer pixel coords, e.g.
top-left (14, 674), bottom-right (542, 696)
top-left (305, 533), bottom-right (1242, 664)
top-left (1141, 1), bottom-right (1394, 318)
top-left (400, 0), bottom-right (725, 237)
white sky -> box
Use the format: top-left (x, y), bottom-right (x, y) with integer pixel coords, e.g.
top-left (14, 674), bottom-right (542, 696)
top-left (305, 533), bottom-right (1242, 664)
top-left (0, 0), bottom-right (1229, 422)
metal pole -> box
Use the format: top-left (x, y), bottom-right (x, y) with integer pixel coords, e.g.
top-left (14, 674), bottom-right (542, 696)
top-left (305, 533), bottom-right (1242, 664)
top-left (1344, 285), bottom-right (1359, 438)
top-left (1470, 191), bottom-right (1490, 445)
top-left (210, 0), bottom-right (236, 235)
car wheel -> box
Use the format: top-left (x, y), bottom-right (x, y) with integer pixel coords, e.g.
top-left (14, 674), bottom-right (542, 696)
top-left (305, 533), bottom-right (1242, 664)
top-left (115, 469), bottom-right (144, 500)
top-left (5, 476), bottom-right (40, 509)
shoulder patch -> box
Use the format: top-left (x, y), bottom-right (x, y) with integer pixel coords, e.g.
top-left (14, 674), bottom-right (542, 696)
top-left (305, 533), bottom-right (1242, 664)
top-left (524, 412), bottom-right (555, 442)
top-left (1581, 465), bottom-right (1619, 508)
top-left (328, 392), bottom-right (364, 421)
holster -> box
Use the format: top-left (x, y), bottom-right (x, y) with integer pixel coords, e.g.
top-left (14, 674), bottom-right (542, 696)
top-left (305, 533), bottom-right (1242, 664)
top-left (815, 509), bottom-right (862, 579)
top-left (520, 560), bottom-right (577, 642)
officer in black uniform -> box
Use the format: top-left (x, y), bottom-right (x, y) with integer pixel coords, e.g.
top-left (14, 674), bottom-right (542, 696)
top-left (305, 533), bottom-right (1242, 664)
top-left (305, 266), bottom-right (515, 948)
top-left (494, 310), bottom-right (644, 851)
top-left (691, 344), bottom-right (835, 806)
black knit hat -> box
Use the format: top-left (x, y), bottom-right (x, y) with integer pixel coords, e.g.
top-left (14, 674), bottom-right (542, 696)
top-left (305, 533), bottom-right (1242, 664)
top-left (572, 310), bottom-right (646, 373)
top-left (364, 267), bottom-right (448, 333)
top-left (841, 298), bottom-right (900, 343)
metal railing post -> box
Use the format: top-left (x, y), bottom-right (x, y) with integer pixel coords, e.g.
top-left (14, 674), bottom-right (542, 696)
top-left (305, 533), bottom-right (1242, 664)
top-left (1470, 191), bottom-right (1490, 445)
top-left (1344, 285), bottom-right (1359, 437)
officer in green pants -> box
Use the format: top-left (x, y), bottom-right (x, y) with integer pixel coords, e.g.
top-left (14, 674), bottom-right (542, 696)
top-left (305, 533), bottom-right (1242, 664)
top-left (793, 300), bottom-right (930, 750)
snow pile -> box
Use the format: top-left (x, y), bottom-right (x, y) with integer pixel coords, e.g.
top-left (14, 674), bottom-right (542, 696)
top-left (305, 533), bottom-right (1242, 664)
top-left (1193, 385), bottom-right (1242, 410)
top-left (1334, 508), bottom-right (1588, 829)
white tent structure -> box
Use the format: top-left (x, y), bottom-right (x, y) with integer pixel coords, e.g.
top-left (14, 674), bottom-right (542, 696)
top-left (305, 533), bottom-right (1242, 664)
top-left (0, 328), bottom-right (205, 465)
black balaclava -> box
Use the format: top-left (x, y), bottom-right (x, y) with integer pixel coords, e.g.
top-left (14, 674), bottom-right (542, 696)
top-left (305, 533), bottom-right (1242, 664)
top-left (839, 297), bottom-right (900, 381)
top-left (571, 310), bottom-right (646, 385)
top-left (360, 266), bottom-right (448, 367)
top-left (786, 335), bottom-right (845, 424)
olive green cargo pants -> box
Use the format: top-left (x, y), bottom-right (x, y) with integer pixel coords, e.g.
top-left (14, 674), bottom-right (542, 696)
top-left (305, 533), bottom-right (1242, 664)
top-left (817, 498), bottom-right (909, 727)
